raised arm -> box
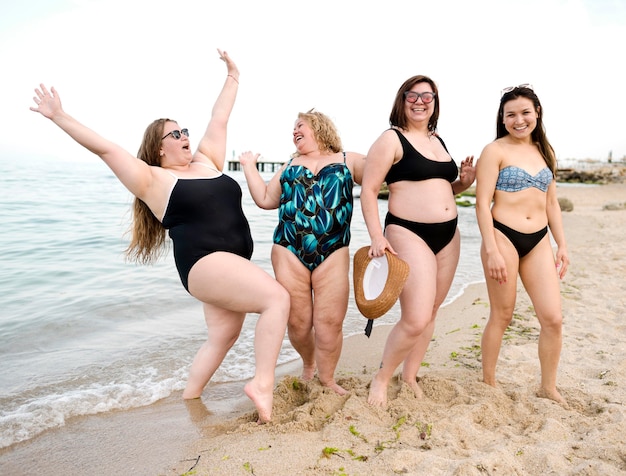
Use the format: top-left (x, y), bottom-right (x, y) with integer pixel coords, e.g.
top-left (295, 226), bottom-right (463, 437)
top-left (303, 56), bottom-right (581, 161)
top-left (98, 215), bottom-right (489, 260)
top-left (239, 151), bottom-right (283, 209)
top-left (30, 84), bottom-right (152, 200)
top-left (195, 49), bottom-right (239, 170)
top-left (452, 155), bottom-right (476, 195)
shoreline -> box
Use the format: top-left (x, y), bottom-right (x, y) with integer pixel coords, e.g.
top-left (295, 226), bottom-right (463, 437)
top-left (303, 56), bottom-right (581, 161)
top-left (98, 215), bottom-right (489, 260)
top-left (1, 183), bottom-right (625, 475)
top-left (0, 280), bottom-right (491, 476)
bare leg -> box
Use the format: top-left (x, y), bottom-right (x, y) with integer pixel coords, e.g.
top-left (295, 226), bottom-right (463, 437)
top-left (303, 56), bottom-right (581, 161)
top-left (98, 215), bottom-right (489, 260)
top-left (480, 234), bottom-right (519, 387)
top-left (520, 240), bottom-right (566, 406)
top-left (401, 235), bottom-right (460, 398)
top-left (400, 323), bottom-right (433, 399)
top-left (186, 252), bottom-right (290, 422)
top-left (272, 245), bottom-right (316, 380)
top-left (367, 227), bottom-right (439, 407)
top-left (183, 304), bottom-right (244, 399)
top-left (311, 249), bottom-right (350, 395)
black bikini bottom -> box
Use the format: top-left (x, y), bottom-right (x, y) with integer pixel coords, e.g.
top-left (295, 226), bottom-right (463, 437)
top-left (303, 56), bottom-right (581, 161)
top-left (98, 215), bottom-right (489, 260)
top-left (384, 213), bottom-right (457, 255)
top-left (493, 219), bottom-right (548, 258)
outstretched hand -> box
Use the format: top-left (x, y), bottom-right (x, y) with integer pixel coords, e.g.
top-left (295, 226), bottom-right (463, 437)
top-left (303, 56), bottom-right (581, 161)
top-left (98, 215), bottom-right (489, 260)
top-left (459, 155), bottom-right (476, 187)
top-left (239, 151), bottom-right (260, 168)
top-left (30, 84), bottom-right (62, 119)
top-left (217, 48), bottom-right (239, 80)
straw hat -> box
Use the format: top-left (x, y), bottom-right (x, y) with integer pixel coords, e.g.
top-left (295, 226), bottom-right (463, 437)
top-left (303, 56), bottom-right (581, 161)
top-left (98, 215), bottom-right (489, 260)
top-left (353, 246), bottom-right (409, 320)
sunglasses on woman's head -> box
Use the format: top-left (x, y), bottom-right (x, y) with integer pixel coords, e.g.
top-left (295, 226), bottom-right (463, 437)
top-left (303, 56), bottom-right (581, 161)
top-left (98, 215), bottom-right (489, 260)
top-left (500, 83), bottom-right (533, 97)
top-left (162, 128), bottom-right (189, 140)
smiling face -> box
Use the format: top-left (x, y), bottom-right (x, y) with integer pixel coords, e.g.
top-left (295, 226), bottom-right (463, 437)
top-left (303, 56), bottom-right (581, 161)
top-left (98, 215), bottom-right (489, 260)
top-left (292, 117), bottom-right (319, 155)
top-left (501, 97), bottom-right (539, 139)
top-left (389, 75), bottom-right (440, 132)
top-left (404, 82), bottom-right (436, 124)
top-left (160, 121), bottom-right (192, 164)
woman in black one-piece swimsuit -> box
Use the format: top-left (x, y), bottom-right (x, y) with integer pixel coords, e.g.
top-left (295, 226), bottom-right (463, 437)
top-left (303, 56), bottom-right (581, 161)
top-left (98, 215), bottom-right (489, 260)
top-left (30, 50), bottom-right (289, 423)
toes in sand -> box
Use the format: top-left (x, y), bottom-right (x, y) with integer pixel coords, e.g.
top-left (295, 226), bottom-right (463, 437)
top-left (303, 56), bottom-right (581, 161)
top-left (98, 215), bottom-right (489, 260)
top-left (244, 379), bottom-right (274, 423)
top-left (367, 374), bottom-right (388, 407)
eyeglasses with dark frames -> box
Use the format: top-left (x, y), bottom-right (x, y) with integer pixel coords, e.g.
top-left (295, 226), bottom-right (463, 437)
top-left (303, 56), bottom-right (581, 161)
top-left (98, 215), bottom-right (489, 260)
top-left (500, 83), bottom-right (533, 97)
top-left (404, 91), bottom-right (436, 104)
top-left (162, 128), bottom-right (189, 140)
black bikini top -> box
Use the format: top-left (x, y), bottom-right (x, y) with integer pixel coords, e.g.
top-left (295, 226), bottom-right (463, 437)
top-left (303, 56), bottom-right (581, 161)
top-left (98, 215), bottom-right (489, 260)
top-left (385, 129), bottom-right (458, 185)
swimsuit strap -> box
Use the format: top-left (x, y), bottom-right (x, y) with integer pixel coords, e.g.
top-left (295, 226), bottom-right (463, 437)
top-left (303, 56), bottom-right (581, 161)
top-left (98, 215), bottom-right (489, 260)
top-left (194, 162), bottom-right (221, 173)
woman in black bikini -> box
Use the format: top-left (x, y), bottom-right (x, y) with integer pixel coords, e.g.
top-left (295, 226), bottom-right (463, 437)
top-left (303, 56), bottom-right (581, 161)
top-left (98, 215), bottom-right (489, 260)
top-left (30, 49), bottom-right (290, 423)
top-left (475, 84), bottom-right (569, 406)
top-left (360, 75), bottom-right (475, 406)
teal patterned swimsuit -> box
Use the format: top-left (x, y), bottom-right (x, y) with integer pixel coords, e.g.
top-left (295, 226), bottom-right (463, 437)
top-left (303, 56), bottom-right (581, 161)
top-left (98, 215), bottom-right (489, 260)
top-left (273, 152), bottom-right (354, 270)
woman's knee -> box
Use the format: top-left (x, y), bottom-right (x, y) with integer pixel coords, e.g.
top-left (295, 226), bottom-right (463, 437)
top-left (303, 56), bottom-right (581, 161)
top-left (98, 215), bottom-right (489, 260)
top-left (487, 307), bottom-right (514, 329)
top-left (313, 316), bottom-right (344, 344)
top-left (540, 312), bottom-right (563, 334)
top-left (208, 328), bottom-right (241, 350)
top-left (398, 315), bottom-right (431, 338)
top-left (265, 282), bottom-right (291, 313)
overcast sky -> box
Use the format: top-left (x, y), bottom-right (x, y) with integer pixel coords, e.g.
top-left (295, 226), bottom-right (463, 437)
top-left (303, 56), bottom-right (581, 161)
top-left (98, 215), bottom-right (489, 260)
top-left (2, 0), bottom-right (624, 165)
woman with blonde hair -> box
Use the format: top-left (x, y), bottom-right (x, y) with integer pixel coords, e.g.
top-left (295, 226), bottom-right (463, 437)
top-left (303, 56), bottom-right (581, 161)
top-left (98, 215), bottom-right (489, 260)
top-left (240, 109), bottom-right (364, 395)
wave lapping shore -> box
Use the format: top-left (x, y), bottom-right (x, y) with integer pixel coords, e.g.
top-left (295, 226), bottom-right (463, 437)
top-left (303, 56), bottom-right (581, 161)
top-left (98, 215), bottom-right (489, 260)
top-left (1, 182), bottom-right (625, 476)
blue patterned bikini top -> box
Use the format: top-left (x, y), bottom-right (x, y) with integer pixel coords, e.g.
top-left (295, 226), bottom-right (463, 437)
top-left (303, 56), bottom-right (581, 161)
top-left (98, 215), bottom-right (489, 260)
top-left (495, 166), bottom-right (553, 192)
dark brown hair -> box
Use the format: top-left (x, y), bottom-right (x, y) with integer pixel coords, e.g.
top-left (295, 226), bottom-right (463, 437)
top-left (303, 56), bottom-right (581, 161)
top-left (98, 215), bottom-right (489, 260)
top-left (389, 75), bottom-right (440, 133)
top-left (497, 87), bottom-right (557, 174)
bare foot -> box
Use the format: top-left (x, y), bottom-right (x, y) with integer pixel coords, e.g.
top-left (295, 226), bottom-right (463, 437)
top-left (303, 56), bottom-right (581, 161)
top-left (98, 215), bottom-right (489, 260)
top-left (537, 387), bottom-right (569, 408)
top-left (482, 377), bottom-right (497, 388)
top-left (244, 379), bottom-right (274, 423)
top-left (402, 377), bottom-right (425, 400)
top-left (301, 363), bottom-right (316, 381)
top-left (322, 380), bottom-right (348, 396)
top-left (367, 372), bottom-right (388, 407)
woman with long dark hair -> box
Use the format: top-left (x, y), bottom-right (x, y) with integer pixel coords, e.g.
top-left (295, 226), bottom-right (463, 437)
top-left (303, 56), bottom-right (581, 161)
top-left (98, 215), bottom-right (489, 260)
top-left (475, 84), bottom-right (569, 405)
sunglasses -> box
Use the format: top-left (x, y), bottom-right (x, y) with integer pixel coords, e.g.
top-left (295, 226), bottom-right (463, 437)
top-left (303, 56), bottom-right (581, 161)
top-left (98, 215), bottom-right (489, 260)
top-left (404, 91), bottom-right (436, 104)
top-left (162, 128), bottom-right (189, 140)
top-left (500, 83), bottom-right (533, 97)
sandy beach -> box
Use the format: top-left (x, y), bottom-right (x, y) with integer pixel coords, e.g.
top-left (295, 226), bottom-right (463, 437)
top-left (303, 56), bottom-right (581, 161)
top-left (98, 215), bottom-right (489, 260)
top-left (2, 182), bottom-right (625, 475)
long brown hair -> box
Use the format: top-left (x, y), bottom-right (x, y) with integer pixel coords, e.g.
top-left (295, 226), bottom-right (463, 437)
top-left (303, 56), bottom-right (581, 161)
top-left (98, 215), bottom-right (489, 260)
top-left (497, 87), bottom-right (557, 174)
top-left (389, 75), bottom-right (440, 133)
top-left (125, 118), bottom-right (174, 264)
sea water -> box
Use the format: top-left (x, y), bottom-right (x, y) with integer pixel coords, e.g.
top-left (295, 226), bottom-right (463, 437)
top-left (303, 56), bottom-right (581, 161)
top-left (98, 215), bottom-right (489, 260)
top-left (0, 152), bottom-right (483, 448)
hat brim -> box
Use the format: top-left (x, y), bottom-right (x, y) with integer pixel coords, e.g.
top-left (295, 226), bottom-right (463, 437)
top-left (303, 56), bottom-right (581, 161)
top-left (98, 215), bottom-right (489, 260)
top-left (353, 246), bottom-right (409, 320)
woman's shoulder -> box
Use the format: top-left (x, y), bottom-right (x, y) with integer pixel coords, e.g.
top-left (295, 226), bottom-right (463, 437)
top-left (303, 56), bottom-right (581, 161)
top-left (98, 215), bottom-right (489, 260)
top-left (477, 141), bottom-right (505, 170)
top-left (480, 139), bottom-right (505, 156)
top-left (371, 128), bottom-right (402, 148)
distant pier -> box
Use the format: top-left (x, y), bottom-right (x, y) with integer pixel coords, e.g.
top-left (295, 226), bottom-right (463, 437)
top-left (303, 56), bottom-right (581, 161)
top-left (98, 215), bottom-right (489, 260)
top-left (228, 160), bottom-right (286, 172)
